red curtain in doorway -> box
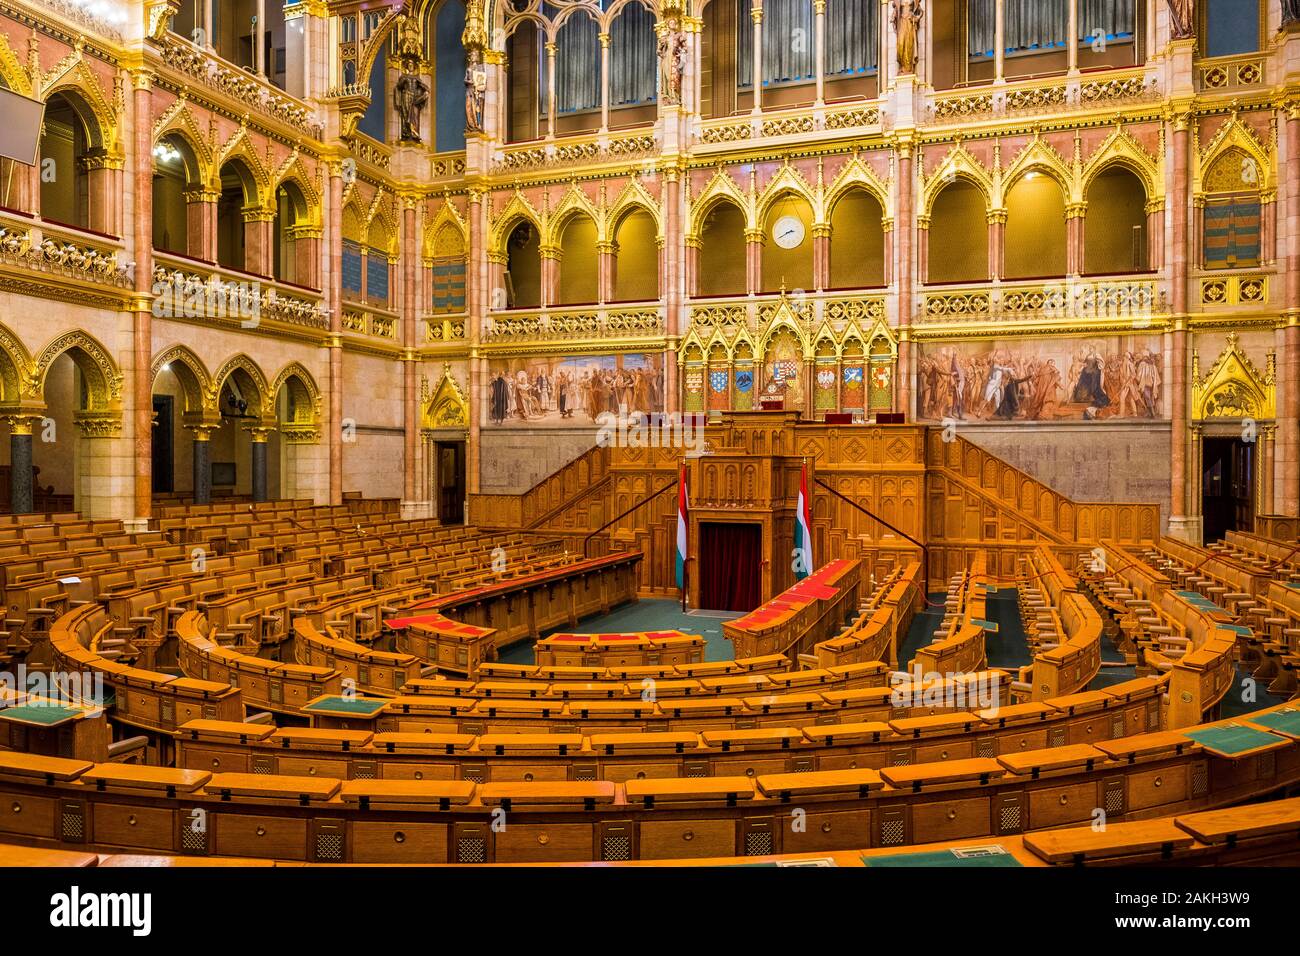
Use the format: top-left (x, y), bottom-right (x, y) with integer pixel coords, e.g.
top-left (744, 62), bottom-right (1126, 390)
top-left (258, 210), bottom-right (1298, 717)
top-left (699, 522), bottom-right (762, 612)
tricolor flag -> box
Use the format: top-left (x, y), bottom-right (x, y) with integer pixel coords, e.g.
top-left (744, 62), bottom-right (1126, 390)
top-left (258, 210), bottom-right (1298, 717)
top-left (675, 463), bottom-right (688, 590)
top-left (794, 463), bottom-right (813, 580)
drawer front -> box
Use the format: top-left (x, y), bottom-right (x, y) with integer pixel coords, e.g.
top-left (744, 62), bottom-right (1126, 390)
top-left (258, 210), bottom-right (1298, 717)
top-left (1066, 714), bottom-right (1109, 746)
top-left (0, 794), bottom-right (56, 838)
top-left (816, 752), bottom-right (889, 771)
top-left (598, 762), bottom-right (681, 783)
top-left (276, 756), bottom-right (350, 781)
top-left (1028, 781), bottom-right (1098, 829)
top-left (911, 797), bottom-right (991, 843)
top-left (214, 813), bottom-right (309, 860)
top-left (125, 691), bottom-right (161, 725)
top-left (393, 718), bottom-right (459, 734)
top-left (484, 762), bottom-right (571, 783)
top-left (378, 760), bottom-right (458, 781)
top-left (914, 740), bottom-right (975, 764)
top-left (997, 728), bottom-right (1050, 754)
top-left (1128, 765), bottom-right (1188, 812)
top-left (183, 746), bottom-right (248, 775)
top-left (494, 823), bottom-right (594, 863)
top-left (638, 819), bottom-right (735, 860)
top-left (782, 809), bottom-right (872, 854)
top-left (93, 804), bottom-right (176, 851)
top-left (710, 757), bottom-right (791, 779)
top-left (350, 822), bottom-right (449, 864)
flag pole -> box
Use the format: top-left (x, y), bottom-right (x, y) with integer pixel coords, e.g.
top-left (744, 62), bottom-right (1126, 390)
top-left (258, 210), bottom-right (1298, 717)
top-left (679, 458), bottom-right (688, 613)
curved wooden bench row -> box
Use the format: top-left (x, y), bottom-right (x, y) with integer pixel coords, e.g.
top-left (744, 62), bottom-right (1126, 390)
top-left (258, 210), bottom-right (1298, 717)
top-left (813, 562), bottom-right (922, 669)
top-left (173, 675), bottom-right (1171, 782)
top-left (914, 557), bottom-right (989, 678)
top-left (386, 552), bottom-right (644, 675)
top-left (293, 619), bottom-right (423, 697)
top-left (174, 612), bottom-right (340, 715)
top-left (11, 790), bottom-right (1300, 866)
top-left (1021, 548), bottom-right (1103, 701)
top-left (397, 658), bottom-right (888, 702)
top-left (2, 701), bottom-right (1297, 864)
top-left (724, 560), bottom-right (864, 661)
top-left (1095, 545), bottom-right (1242, 727)
top-left (534, 631), bottom-right (705, 668)
top-left (473, 654), bottom-right (794, 682)
top-left (49, 605), bottom-right (243, 743)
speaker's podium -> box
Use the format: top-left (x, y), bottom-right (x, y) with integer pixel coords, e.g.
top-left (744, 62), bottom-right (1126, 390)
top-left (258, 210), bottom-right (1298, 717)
top-left (683, 411), bottom-right (812, 612)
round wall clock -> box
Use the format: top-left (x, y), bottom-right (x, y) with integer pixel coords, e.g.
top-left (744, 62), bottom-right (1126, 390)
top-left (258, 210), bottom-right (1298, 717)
top-left (772, 215), bottom-right (805, 249)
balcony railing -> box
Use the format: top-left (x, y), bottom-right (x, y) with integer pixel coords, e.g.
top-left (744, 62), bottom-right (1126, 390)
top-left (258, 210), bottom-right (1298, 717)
top-left (424, 315), bottom-right (467, 344)
top-left (928, 67), bottom-right (1159, 123)
top-left (0, 213), bottom-right (130, 289)
top-left (1195, 54), bottom-right (1268, 93)
top-left (493, 130), bottom-right (658, 175)
top-left (694, 100), bottom-right (882, 148)
top-left (686, 291), bottom-right (887, 337)
top-left (484, 305), bottom-right (664, 344)
top-left (152, 252), bottom-right (329, 331)
top-left (918, 276), bottom-right (1164, 327)
top-left (155, 35), bottom-right (322, 139)
top-left (342, 305), bottom-right (399, 341)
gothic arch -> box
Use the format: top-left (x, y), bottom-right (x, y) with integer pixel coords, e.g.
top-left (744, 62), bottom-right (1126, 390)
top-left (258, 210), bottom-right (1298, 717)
top-left (151, 345), bottom-right (215, 416)
top-left (30, 330), bottom-right (122, 411)
top-left (0, 322), bottom-right (33, 407)
top-left (271, 362), bottom-right (323, 429)
top-left (921, 144), bottom-right (994, 216)
top-left (212, 354), bottom-right (273, 423)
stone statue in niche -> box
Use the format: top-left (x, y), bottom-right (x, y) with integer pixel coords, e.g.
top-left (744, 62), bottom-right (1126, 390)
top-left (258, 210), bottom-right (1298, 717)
top-left (891, 0), bottom-right (923, 75)
top-left (1166, 0), bottom-right (1194, 39)
top-left (465, 46), bottom-right (487, 132)
top-left (394, 71), bottom-right (429, 143)
top-left (657, 16), bottom-right (686, 106)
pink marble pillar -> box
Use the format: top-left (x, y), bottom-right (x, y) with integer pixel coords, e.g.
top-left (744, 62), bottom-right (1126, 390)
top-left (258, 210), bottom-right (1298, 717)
top-left (402, 202), bottom-right (418, 504)
top-left (1280, 111), bottom-right (1300, 516)
top-left (684, 238), bottom-right (699, 298)
top-left (1067, 207), bottom-right (1085, 277)
top-left (86, 163), bottom-right (117, 236)
top-left (987, 212), bottom-right (1005, 280)
top-left (185, 190), bottom-right (218, 261)
top-left (912, 220), bottom-right (924, 285)
top-left (1169, 120), bottom-right (1191, 525)
top-left (745, 231), bottom-right (763, 295)
top-left (884, 223), bottom-right (895, 287)
top-left (294, 233), bottom-right (321, 290)
top-left (468, 190), bottom-right (486, 497)
top-left (132, 74), bottom-right (155, 521)
top-left (812, 226), bottom-right (830, 291)
top-left (327, 166), bottom-right (344, 505)
top-left (244, 213), bottom-right (274, 277)
top-left (897, 145), bottom-right (915, 417)
top-left (664, 170), bottom-right (682, 412)
top-left (1146, 202), bottom-right (1164, 271)
top-left (597, 241), bottom-right (615, 303)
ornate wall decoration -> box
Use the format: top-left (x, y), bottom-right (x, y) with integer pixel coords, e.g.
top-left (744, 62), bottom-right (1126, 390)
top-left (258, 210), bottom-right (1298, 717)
top-left (1191, 332), bottom-right (1275, 422)
top-left (423, 365), bottom-right (469, 429)
top-left (29, 330), bottom-right (123, 409)
top-left (150, 344), bottom-right (215, 415)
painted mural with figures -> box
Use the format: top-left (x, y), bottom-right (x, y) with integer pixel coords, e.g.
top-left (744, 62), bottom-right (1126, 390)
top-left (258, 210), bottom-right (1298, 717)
top-left (485, 353), bottom-right (665, 427)
top-left (917, 336), bottom-right (1164, 423)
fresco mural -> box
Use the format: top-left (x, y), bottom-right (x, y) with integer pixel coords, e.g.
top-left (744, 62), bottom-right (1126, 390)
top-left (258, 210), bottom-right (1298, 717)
top-left (485, 353), bottom-right (665, 427)
top-left (917, 336), bottom-right (1164, 422)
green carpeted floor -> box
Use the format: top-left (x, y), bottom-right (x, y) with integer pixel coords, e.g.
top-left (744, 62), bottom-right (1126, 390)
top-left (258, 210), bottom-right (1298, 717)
top-left (498, 598), bottom-right (743, 664)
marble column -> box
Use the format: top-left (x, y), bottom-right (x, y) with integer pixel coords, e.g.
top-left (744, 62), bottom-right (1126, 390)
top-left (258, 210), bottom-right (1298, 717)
top-left (897, 140), bottom-right (915, 418)
top-left (190, 426), bottom-right (212, 505)
top-left (7, 418), bottom-right (34, 514)
top-left (243, 210), bottom-right (275, 277)
top-left (132, 70), bottom-right (156, 526)
top-left (1168, 113), bottom-right (1193, 539)
top-left (250, 429), bottom-right (270, 502)
top-left (812, 224), bottom-right (830, 291)
top-left (467, 187), bottom-right (486, 498)
top-left (987, 211), bottom-right (1006, 280)
top-left (401, 200), bottom-right (419, 509)
top-left (1067, 204), bottom-right (1086, 277)
top-left (745, 230), bottom-right (763, 294)
top-left (750, 2), bottom-right (763, 114)
top-left (597, 240), bottom-right (616, 303)
top-left (327, 162), bottom-right (344, 505)
top-left (1280, 107), bottom-right (1300, 516)
top-left (599, 33), bottom-right (611, 133)
top-left (813, 0), bottom-right (826, 106)
top-left (184, 188), bottom-right (219, 261)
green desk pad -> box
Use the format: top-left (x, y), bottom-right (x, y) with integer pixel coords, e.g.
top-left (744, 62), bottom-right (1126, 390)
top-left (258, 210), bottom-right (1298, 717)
top-left (1216, 624), bottom-right (1253, 637)
top-left (1244, 709), bottom-right (1300, 738)
top-left (862, 848), bottom-right (1021, 868)
top-left (970, 619), bottom-right (999, 633)
top-left (1185, 724), bottom-right (1285, 757)
top-left (302, 696), bottom-right (388, 717)
top-left (0, 704), bottom-right (82, 726)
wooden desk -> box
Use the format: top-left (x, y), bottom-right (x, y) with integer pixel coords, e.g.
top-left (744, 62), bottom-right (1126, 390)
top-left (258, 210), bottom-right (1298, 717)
top-left (1024, 818), bottom-right (1197, 864)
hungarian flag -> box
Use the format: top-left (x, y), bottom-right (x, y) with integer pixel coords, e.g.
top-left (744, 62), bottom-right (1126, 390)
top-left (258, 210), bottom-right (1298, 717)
top-left (675, 463), bottom-right (688, 590)
top-left (794, 464), bottom-right (813, 579)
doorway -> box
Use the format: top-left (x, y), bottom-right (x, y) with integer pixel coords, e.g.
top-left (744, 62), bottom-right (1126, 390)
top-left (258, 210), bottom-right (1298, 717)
top-left (436, 441), bottom-right (465, 524)
top-left (698, 521), bottom-right (762, 612)
top-left (1202, 436), bottom-right (1254, 544)
top-left (152, 395), bottom-right (174, 494)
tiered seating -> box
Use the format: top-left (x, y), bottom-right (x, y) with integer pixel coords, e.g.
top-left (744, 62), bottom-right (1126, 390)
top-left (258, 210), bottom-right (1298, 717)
top-left (533, 631), bottom-right (705, 667)
top-left (0, 697), bottom-right (1295, 863)
top-left (724, 560), bottom-right (865, 660)
top-left (811, 562), bottom-right (921, 668)
top-left (913, 556), bottom-right (989, 678)
top-left (1014, 547), bottom-right (1102, 701)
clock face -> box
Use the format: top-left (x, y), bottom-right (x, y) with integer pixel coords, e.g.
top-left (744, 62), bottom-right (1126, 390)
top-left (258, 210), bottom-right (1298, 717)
top-left (772, 215), bottom-right (805, 249)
